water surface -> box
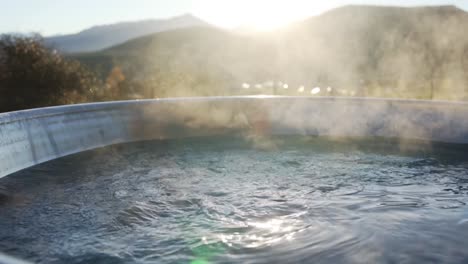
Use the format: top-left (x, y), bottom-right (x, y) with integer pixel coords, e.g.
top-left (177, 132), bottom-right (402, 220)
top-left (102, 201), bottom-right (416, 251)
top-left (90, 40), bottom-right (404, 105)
top-left (1, 136), bottom-right (468, 263)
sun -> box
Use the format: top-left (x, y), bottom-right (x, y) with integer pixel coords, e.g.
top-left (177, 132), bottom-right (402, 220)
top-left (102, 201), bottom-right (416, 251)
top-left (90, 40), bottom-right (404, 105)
top-left (242, 12), bottom-right (291, 31)
top-left (197, 0), bottom-right (330, 32)
top-left (229, 1), bottom-right (304, 31)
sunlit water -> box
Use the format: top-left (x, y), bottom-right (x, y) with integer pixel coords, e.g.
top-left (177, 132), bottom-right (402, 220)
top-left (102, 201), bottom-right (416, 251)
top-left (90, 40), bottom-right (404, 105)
top-left (1, 136), bottom-right (468, 264)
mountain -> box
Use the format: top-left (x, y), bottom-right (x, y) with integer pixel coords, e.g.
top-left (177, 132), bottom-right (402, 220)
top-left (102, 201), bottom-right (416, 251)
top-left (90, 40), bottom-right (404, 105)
top-left (73, 5), bottom-right (468, 100)
top-left (276, 5), bottom-right (468, 99)
top-left (45, 14), bottom-right (210, 53)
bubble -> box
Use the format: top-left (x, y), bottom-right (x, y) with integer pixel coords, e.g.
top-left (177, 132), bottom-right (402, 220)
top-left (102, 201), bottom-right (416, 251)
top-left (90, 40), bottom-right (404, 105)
top-left (114, 190), bottom-right (129, 198)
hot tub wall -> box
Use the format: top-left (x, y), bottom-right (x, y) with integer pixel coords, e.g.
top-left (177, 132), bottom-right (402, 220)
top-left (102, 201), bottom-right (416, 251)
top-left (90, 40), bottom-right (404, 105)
top-left (1, 97), bottom-right (468, 178)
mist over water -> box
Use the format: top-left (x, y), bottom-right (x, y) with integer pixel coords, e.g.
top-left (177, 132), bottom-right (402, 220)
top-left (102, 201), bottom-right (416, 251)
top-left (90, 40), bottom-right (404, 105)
top-left (79, 5), bottom-right (468, 102)
top-left (1, 136), bottom-right (468, 263)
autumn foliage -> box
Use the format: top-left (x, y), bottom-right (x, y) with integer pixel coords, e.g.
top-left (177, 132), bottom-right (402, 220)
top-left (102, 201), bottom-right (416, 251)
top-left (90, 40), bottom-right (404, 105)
top-left (0, 35), bottom-right (100, 112)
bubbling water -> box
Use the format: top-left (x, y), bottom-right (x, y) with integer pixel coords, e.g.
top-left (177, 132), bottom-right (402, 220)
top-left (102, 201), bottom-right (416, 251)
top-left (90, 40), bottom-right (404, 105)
top-left (1, 136), bottom-right (468, 264)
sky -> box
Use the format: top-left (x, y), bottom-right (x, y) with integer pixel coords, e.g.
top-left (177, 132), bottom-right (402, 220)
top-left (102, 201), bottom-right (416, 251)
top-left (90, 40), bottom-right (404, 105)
top-left (1, 0), bottom-right (467, 36)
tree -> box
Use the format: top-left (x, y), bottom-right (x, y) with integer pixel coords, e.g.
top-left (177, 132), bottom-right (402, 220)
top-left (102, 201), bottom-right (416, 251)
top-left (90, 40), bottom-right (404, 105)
top-left (0, 34), bottom-right (101, 112)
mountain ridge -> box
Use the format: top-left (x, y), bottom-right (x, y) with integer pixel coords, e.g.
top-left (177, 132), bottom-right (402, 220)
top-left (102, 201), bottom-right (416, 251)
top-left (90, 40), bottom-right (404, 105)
top-left (45, 14), bottom-right (210, 53)
top-left (73, 5), bottom-right (468, 100)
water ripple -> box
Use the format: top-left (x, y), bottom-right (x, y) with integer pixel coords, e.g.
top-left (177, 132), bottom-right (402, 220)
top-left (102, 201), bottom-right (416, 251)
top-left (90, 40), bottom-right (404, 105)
top-left (1, 137), bottom-right (468, 263)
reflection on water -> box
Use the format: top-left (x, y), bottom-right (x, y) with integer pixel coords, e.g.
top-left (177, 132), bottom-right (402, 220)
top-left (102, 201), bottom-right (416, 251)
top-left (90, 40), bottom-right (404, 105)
top-left (1, 136), bottom-right (468, 263)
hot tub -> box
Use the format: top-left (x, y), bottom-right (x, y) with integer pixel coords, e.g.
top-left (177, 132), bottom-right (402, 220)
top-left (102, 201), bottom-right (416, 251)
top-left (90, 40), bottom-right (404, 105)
top-left (1, 97), bottom-right (468, 263)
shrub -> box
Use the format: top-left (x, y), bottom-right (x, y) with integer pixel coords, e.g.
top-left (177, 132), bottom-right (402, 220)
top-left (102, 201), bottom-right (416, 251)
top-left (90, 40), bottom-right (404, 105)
top-left (0, 34), bottom-right (101, 112)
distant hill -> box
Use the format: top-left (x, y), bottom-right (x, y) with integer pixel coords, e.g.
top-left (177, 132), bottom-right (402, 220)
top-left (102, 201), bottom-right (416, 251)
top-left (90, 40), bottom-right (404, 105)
top-left (73, 5), bottom-right (468, 100)
top-left (45, 14), bottom-right (210, 53)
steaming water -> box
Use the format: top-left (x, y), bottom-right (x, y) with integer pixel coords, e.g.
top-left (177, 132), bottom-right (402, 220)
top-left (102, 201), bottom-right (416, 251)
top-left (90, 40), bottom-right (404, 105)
top-left (1, 136), bottom-right (468, 264)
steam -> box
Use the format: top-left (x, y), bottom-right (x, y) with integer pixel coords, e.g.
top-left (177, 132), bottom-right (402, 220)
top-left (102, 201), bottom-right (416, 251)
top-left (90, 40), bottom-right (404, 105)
top-left (133, 96), bottom-right (468, 154)
top-left (100, 5), bottom-right (468, 102)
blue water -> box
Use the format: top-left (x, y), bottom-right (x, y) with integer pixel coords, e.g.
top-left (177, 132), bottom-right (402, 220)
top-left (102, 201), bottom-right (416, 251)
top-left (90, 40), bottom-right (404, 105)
top-left (1, 136), bottom-right (468, 263)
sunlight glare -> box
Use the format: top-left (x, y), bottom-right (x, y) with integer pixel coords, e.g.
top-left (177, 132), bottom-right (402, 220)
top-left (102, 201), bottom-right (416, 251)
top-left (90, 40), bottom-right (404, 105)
top-left (198, 1), bottom-right (331, 31)
top-left (311, 87), bottom-right (321, 94)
